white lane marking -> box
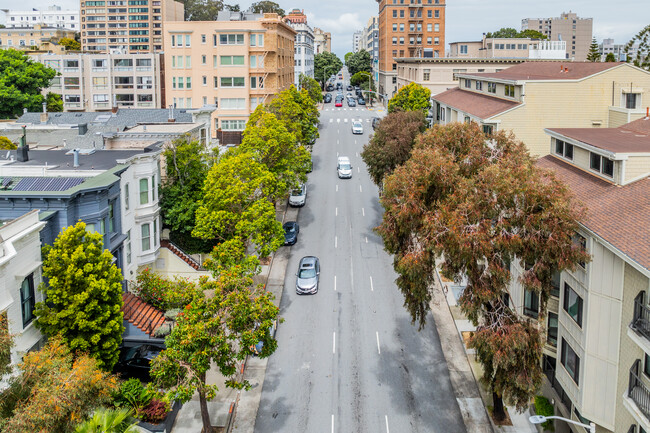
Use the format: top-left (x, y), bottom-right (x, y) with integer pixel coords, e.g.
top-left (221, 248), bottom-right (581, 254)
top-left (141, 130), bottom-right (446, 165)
top-left (344, 118), bottom-right (348, 123)
top-left (336, 207), bottom-right (338, 216)
top-left (357, 166), bottom-right (360, 173)
top-left (370, 276), bottom-right (374, 292)
top-left (355, 139), bottom-right (357, 145)
top-left (359, 185), bottom-right (363, 193)
top-left (332, 415), bottom-right (335, 433)
top-left (333, 332), bottom-right (336, 354)
top-left (334, 275), bottom-right (337, 291)
top-left (385, 415), bottom-right (390, 433)
top-left (337, 139), bottom-right (339, 145)
top-left (336, 184), bottom-right (339, 192)
top-left (362, 208), bottom-right (365, 216)
top-left (337, 118), bottom-right (340, 123)
top-left (376, 332), bottom-right (381, 354)
top-left (350, 256), bottom-right (354, 286)
top-left (365, 236), bottom-right (368, 243)
top-left (356, 152), bottom-right (359, 157)
top-left (335, 236), bottom-right (338, 248)
top-left (329, 118), bottom-right (333, 123)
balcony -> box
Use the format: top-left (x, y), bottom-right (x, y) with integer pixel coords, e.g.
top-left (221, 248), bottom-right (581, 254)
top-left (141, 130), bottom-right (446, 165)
top-left (628, 359), bottom-right (650, 421)
top-left (631, 298), bottom-right (650, 345)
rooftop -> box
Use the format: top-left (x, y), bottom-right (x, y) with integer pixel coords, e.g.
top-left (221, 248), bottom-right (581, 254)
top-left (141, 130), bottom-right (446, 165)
top-left (459, 61), bottom-right (624, 81)
top-left (433, 87), bottom-right (521, 119)
top-left (395, 57), bottom-right (528, 64)
top-left (3, 149), bottom-right (143, 171)
top-left (547, 125), bottom-right (650, 154)
top-left (17, 108), bottom-right (193, 127)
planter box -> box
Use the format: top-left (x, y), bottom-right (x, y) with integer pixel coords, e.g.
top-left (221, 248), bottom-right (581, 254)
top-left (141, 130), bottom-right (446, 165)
top-left (137, 401), bottom-right (182, 433)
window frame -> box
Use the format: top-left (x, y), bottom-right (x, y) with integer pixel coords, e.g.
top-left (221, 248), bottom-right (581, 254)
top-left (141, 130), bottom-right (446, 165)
top-left (561, 337), bottom-right (580, 385)
top-left (563, 282), bottom-right (583, 327)
top-left (139, 177), bottom-right (149, 205)
top-left (20, 274), bottom-right (36, 328)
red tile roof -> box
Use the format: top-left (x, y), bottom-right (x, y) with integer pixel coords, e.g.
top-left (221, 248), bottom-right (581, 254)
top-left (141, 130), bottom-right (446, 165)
top-left (433, 87), bottom-right (521, 119)
top-left (463, 61), bottom-right (624, 81)
top-left (122, 292), bottom-right (165, 337)
top-left (547, 127), bottom-right (650, 154)
top-left (538, 155), bottom-right (650, 271)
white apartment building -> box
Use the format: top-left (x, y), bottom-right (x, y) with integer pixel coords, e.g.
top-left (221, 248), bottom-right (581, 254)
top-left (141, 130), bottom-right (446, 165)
top-left (352, 30), bottom-right (362, 53)
top-left (363, 16), bottom-right (379, 83)
top-left (600, 38), bottom-right (639, 62)
top-left (449, 36), bottom-right (566, 60)
top-left (1, 5), bottom-right (79, 30)
top-left (29, 52), bottom-right (162, 111)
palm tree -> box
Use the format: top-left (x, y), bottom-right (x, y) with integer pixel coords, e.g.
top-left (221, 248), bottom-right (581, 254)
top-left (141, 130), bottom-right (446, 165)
top-left (75, 408), bottom-right (138, 433)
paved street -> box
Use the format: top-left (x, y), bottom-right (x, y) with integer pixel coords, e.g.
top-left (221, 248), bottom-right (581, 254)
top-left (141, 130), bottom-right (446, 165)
top-left (253, 74), bottom-right (466, 433)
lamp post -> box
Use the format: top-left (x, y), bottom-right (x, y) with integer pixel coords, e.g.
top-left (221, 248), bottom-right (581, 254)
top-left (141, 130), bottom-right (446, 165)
top-left (529, 415), bottom-right (595, 433)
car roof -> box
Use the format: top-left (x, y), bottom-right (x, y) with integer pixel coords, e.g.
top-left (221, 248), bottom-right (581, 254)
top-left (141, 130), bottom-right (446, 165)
top-left (338, 156), bottom-right (350, 162)
top-left (299, 256), bottom-right (318, 267)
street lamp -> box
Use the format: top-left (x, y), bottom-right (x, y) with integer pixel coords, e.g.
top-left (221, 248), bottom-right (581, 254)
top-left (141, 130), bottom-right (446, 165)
top-left (529, 415), bottom-right (595, 433)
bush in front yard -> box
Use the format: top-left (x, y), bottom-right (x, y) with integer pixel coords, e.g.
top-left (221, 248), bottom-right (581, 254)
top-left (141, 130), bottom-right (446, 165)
top-left (534, 395), bottom-right (555, 431)
top-left (131, 268), bottom-right (203, 311)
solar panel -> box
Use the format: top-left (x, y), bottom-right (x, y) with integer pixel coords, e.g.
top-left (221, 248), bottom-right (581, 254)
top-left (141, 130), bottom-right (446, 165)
top-left (12, 177), bottom-right (86, 192)
top-left (1, 178), bottom-right (12, 187)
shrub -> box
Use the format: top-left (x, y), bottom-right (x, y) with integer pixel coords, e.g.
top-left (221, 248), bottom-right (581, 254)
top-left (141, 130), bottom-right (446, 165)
top-left (534, 395), bottom-right (555, 431)
top-left (164, 309), bottom-right (181, 320)
top-left (153, 322), bottom-right (172, 338)
top-left (0, 136), bottom-right (16, 150)
top-left (140, 399), bottom-right (169, 424)
top-left (113, 378), bottom-right (155, 416)
top-left (131, 268), bottom-right (203, 311)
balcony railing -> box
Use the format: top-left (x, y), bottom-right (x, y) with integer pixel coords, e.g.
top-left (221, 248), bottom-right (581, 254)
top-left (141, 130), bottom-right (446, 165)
top-left (631, 298), bottom-right (650, 342)
top-left (629, 359), bottom-right (650, 419)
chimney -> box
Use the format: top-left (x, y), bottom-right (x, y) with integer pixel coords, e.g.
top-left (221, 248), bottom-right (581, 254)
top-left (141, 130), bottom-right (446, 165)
top-left (168, 105), bottom-right (176, 122)
top-left (16, 125), bottom-right (29, 162)
top-left (23, 107), bottom-right (28, 115)
top-left (646, 107), bottom-right (649, 119)
top-left (40, 102), bottom-right (48, 123)
top-left (111, 94), bottom-right (118, 114)
top-left (78, 123), bottom-right (88, 135)
top-left (73, 149), bottom-right (80, 168)
top-left (564, 67), bottom-right (568, 73)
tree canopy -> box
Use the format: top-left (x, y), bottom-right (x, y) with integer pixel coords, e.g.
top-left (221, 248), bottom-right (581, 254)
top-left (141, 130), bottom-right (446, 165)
top-left (59, 37), bottom-right (81, 51)
top-left (0, 313), bottom-right (12, 377)
top-left (0, 136), bottom-right (16, 150)
top-left (46, 92), bottom-right (63, 112)
top-left (179, 0), bottom-right (224, 20)
top-left (314, 51), bottom-right (343, 84)
top-left (34, 222), bottom-right (124, 370)
top-left (376, 122), bottom-right (588, 420)
top-left (250, 1), bottom-right (285, 15)
top-left (625, 24), bottom-right (650, 70)
top-left (387, 82), bottom-right (431, 114)
top-left (605, 52), bottom-right (616, 62)
top-left (0, 49), bottom-right (57, 119)
top-left (486, 28), bottom-right (547, 40)
top-left (346, 49), bottom-right (372, 76)
top-left (587, 37), bottom-right (601, 62)
top-left (299, 73), bottom-right (323, 103)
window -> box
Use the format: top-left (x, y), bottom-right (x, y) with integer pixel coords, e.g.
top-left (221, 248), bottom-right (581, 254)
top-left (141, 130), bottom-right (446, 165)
top-left (220, 33), bottom-right (244, 45)
top-left (482, 124), bottom-right (493, 135)
top-left (561, 338), bottom-right (580, 385)
top-left (186, 77), bottom-right (191, 89)
top-left (464, 79), bottom-right (471, 88)
top-left (153, 218), bottom-right (158, 246)
top-left (220, 77), bottom-right (245, 87)
top-left (151, 175), bottom-right (156, 200)
top-left (126, 230), bottom-right (132, 264)
top-left (626, 93), bottom-right (638, 109)
top-left (201, 34), bottom-right (206, 43)
top-left (20, 274), bottom-right (35, 327)
top-left (399, 23), bottom-right (404, 32)
top-left (250, 55), bottom-right (257, 68)
top-left (202, 75), bottom-right (207, 85)
top-left (589, 152), bottom-right (614, 178)
top-left (505, 85), bottom-right (515, 97)
top-left (554, 139), bottom-right (574, 160)
top-left (427, 23), bottom-right (432, 31)
top-left (185, 34), bottom-right (190, 46)
top-left (392, 37), bottom-right (397, 45)
top-left (399, 37), bottom-right (404, 45)
top-left (250, 76), bottom-right (264, 89)
top-left (645, 353), bottom-right (650, 377)
top-left (139, 178), bottom-right (149, 204)
top-left (487, 82), bottom-right (496, 94)
top-left (201, 54), bottom-right (206, 65)
top-left (423, 69), bottom-right (430, 81)
top-left (221, 55), bottom-right (245, 65)
top-left (124, 183), bottom-right (130, 210)
top-left (434, 23), bottom-right (439, 32)
top-left (141, 223), bottom-right (151, 251)
top-left (476, 81), bottom-right (483, 91)
top-left (573, 233), bottom-right (587, 268)
top-left (563, 283), bottom-right (583, 327)
top-left (221, 120), bottom-right (246, 130)
top-left (550, 270), bottom-right (560, 298)
top-left (523, 289), bottom-right (539, 319)
top-left (392, 23), bottom-right (397, 31)
top-left (108, 201), bottom-right (115, 233)
top-left (435, 9), bottom-right (439, 17)
top-left (547, 312), bottom-right (558, 347)
top-left (392, 10), bottom-right (397, 17)
top-left (220, 98), bottom-right (246, 109)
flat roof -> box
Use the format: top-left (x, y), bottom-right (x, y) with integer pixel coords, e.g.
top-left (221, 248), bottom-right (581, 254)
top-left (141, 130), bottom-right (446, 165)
top-left (5, 149), bottom-right (143, 171)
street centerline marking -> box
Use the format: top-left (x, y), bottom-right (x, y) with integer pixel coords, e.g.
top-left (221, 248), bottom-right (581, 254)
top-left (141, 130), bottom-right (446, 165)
top-left (385, 415), bottom-right (390, 433)
top-left (362, 208), bottom-right (365, 216)
top-left (333, 332), bottom-right (336, 354)
top-left (334, 275), bottom-right (337, 291)
top-left (370, 276), bottom-right (374, 292)
top-left (359, 185), bottom-right (363, 193)
top-left (376, 332), bottom-right (381, 354)
top-left (335, 236), bottom-right (338, 248)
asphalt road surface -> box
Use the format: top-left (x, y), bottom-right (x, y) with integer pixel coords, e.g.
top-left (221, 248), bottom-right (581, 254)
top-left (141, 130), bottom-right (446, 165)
top-left (254, 71), bottom-right (466, 433)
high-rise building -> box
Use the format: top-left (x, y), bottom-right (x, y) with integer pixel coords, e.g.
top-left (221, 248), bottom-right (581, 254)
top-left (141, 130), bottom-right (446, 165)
top-left (163, 11), bottom-right (296, 136)
top-left (600, 38), bottom-right (638, 62)
top-left (79, 0), bottom-right (184, 53)
top-left (376, 0), bottom-right (446, 100)
top-left (362, 16), bottom-right (379, 84)
top-left (313, 27), bottom-right (331, 54)
top-left (284, 9), bottom-right (315, 86)
top-left (521, 11), bottom-right (593, 61)
top-left (352, 30), bottom-right (362, 52)
top-left (2, 5), bottom-right (79, 30)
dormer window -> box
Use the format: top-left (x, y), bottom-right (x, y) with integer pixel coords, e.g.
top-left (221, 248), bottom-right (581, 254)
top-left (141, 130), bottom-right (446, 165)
top-left (589, 153), bottom-right (614, 178)
top-left (464, 79), bottom-right (471, 88)
top-left (488, 82), bottom-right (496, 94)
top-left (505, 85), bottom-right (514, 97)
top-left (476, 81), bottom-right (483, 91)
top-left (554, 139), bottom-right (573, 160)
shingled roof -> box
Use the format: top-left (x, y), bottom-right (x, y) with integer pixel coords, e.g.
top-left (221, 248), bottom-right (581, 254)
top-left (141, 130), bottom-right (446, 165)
top-left (460, 61), bottom-right (625, 81)
top-left (433, 87), bottom-right (521, 119)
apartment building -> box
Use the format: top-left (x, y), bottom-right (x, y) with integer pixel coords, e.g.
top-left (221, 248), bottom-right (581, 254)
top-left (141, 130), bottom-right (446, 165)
top-left (313, 27), bottom-right (331, 54)
top-left (0, 25), bottom-right (75, 49)
top-left (521, 11), bottom-right (593, 61)
top-left (377, 0), bottom-right (446, 100)
top-left (352, 30), bottom-right (362, 52)
top-left (506, 117), bottom-right (650, 433)
top-left (363, 16), bottom-right (379, 83)
top-left (79, 0), bottom-right (184, 53)
top-left (163, 11), bottom-right (296, 134)
top-left (284, 9), bottom-right (314, 86)
top-left (30, 52), bottom-right (163, 111)
top-left (600, 38), bottom-right (639, 62)
top-left (448, 36), bottom-right (566, 60)
top-left (2, 5), bottom-right (80, 30)
top-left (431, 61), bottom-right (650, 156)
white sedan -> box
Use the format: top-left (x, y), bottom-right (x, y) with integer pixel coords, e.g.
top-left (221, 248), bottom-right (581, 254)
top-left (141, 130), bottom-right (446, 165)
top-left (351, 121), bottom-right (363, 134)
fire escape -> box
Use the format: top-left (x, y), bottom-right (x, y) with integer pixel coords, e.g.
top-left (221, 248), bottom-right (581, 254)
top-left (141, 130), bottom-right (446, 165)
top-left (408, 3), bottom-right (424, 57)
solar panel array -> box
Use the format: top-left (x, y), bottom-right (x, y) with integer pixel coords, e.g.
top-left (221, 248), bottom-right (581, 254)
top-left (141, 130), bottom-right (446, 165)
top-left (12, 177), bottom-right (86, 192)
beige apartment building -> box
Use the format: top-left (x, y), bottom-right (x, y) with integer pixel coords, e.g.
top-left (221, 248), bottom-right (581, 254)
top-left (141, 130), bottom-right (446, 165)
top-left (505, 117), bottom-right (650, 433)
top-left (522, 11), bottom-right (593, 61)
top-left (313, 27), bottom-right (331, 54)
top-left (80, 0), bottom-right (183, 53)
top-left (431, 61), bottom-right (650, 156)
top-left (163, 11), bottom-right (295, 134)
top-left (0, 25), bottom-right (75, 49)
top-left (29, 52), bottom-right (163, 111)
top-left (448, 36), bottom-right (566, 60)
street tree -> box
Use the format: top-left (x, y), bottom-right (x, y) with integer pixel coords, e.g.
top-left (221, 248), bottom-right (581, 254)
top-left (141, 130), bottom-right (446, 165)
top-left (250, 0), bottom-right (284, 15)
top-left (376, 123), bottom-right (588, 421)
top-left (34, 222), bottom-right (125, 370)
top-left (160, 134), bottom-right (215, 253)
top-left (625, 24), bottom-right (650, 70)
top-left (314, 52), bottom-right (343, 86)
top-left (344, 52), bottom-right (354, 65)
top-left (299, 73), bottom-right (323, 103)
top-left (346, 49), bottom-right (372, 76)
top-left (361, 110), bottom-right (427, 188)
top-left (179, 0), bottom-right (223, 20)
top-left (59, 37), bottom-right (81, 51)
top-left (0, 337), bottom-right (118, 433)
top-left (0, 49), bottom-right (57, 119)
top-left (387, 82), bottom-right (431, 114)
top-left (193, 151), bottom-right (284, 257)
top-left (46, 92), bottom-right (63, 112)
top-left (587, 37), bottom-right (601, 62)
top-left (605, 53), bottom-right (616, 62)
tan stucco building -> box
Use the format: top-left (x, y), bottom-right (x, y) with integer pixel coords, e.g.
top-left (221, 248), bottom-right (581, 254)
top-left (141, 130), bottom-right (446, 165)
top-left (313, 27), bottom-right (331, 54)
top-left (448, 36), bottom-right (566, 60)
top-left (432, 61), bottom-right (650, 156)
top-left (163, 11), bottom-right (296, 134)
top-left (522, 12), bottom-right (593, 61)
top-left (0, 25), bottom-right (75, 50)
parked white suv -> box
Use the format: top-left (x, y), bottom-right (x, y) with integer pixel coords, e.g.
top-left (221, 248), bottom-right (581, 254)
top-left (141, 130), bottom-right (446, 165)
top-left (337, 157), bottom-right (352, 179)
top-left (289, 183), bottom-right (307, 207)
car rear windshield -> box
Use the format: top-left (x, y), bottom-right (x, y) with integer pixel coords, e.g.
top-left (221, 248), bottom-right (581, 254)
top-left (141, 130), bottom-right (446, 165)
top-left (299, 268), bottom-right (316, 278)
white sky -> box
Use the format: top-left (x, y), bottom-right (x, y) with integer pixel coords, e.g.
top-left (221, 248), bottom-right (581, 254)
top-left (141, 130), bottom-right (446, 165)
top-left (2, 0), bottom-right (648, 59)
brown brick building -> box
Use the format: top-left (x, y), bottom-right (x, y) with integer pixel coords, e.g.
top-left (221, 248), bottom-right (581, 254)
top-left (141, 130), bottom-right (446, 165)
top-left (376, 0), bottom-right (445, 99)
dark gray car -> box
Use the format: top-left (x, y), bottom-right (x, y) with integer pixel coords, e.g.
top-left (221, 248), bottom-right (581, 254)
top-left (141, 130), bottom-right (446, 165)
top-left (295, 256), bottom-right (320, 294)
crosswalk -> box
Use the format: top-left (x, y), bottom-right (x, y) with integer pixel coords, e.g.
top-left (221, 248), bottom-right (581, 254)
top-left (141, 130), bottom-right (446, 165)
top-left (328, 118), bottom-right (372, 123)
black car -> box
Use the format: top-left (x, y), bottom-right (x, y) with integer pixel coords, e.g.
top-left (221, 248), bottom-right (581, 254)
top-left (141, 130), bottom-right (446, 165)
top-left (336, 82), bottom-right (342, 90)
top-left (346, 85), bottom-right (353, 91)
top-left (114, 344), bottom-right (163, 382)
top-left (355, 89), bottom-right (362, 96)
top-left (283, 221), bottom-right (299, 245)
top-left (357, 97), bottom-right (366, 105)
top-left (326, 85), bottom-right (334, 92)
top-left (371, 117), bottom-right (381, 130)
top-left (324, 93), bottom-right (332, 103)
top-left (347, 98), bottom-right (356, 107)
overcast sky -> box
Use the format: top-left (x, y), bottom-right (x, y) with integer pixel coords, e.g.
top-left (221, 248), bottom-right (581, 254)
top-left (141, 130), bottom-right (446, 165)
top-left (3, 0), bottom-right (648, 59)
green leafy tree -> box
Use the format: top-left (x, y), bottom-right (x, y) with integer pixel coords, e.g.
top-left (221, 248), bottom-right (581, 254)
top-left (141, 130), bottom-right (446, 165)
top-left (59, 37), bottom-right (81, 51)
top-left (587, 37), bottom-right (601, 62)
top-left (388, 82), bottom-right (431, 114)
top-left (605, 52), bottom-right (616, 62)
top-left (225, 3), bottom-right (240, 11)
top-left (34, 222), bottom-right (125, 370)
top-left (314, 51), bottom-right (343, 86)
top-left (0, 337), bottom-right (118, 433)
top-left (486, 27), bottom-right (519, 38)
top-left (0, 49), bottom-right (57, 119)
top-left (361, 110), bottom-right (427, 188)
top-left (180, 0), bottom-right (224, 20)
top-left (74, 408), bottom-right (138, 433)
top-left (159, 135), bottom-right (215, 253)
top-left (0, 314), bottom-right (12, 376)
top-left (193, 151), bottom-right (284, 257)
top-left (625, 25), bottom-right (650, 70)
top-left (299, 73), bottom-right (323, 103)
top-left (350, 71), bottom-right (377, 103)
top-left (518, 29), bottom-right (547, 40)
top-left (344, 51), bottom-right (354, 65)
top-left (376, 123), bottom-right (588, 421)
top-left (0, 136), bottom-right (16, 150)
top-left (151, 260), bottom-right (279, 432)
top-left (250, 0), bottom-right (284, 15)
top-left (346, 49), bottom-right (372, 76)
top-left (46, 92), bottom-right (63, 112)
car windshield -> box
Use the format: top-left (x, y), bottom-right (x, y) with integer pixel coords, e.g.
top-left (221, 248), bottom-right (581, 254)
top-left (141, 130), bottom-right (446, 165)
top-left (285, 225), bottom-right (296, 233)
top-left (339, 163), bottom-right (350, 170)
top-left (299, 268), bottom-right (316, 278)
top-left (291, 189), bottom-right (302, 196)
top-left (353, 123), bottom-right (362, 128)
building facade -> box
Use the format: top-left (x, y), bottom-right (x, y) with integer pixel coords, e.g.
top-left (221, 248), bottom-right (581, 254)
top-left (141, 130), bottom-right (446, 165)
top-left (448, 36), bottom-right (566, 60)
top-left (521, 12), bottom-right (593, 61)
top-left (313, 27), bottom-right (331, 54)
top-left (0, 25), bottom-right (75, 49)
top-left (352, 30), bottom-right (362, 52)
top-left (377, 0), bottom-right (446, 100)
top-left (431, 61), bottom-right (650, 156)
top-left (284, 9), bottom-right (314, 86)
top-left (600, 38), bottom-right (639, 62)
top-left (363, 16), bottom-right (379, 83)
top-left (30, 52), bottom-right (163, 111)
top-left (2, 5), bottom-right (79, 30)
top-left (79, 0), bottom-right (184, 53)
top-left (163, 11), bottom-right (296, 134)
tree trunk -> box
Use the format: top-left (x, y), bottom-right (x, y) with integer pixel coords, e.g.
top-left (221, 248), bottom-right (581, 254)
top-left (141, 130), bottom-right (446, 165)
top-left (199, 375), bottom-right (212, 433)
top-left (492, 390), bottom-right (506, 422)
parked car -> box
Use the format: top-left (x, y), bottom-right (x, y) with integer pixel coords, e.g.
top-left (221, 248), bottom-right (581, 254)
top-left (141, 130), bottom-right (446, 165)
top-left (324, 93), bottom-right (332, 103)
top-left (355, 88), bottom-right (362, 97)
top-left (336, 82), bottom-right (342, 90)
top-left (114, 344), bottom-right (164, 382)
top-left (346, 85), bottom-right (353, 91)
top-left (371, 117), bottom-right (381, 130)
top-left (351, 121), bottom-right (363, 134)
top-left (326, 84), bottom-right (334, 92)
top-left (347, 98), bottom-right (356, 107)
top-left (357, 97), bottom-right (366, 105)
top-left (296, 256), bottom-right (320, 294)
top-left (337, 156), bottom-right (352, 179)
top-left (283, 221), bottom-right (299, 245)
top-left (289, 183), bottom-right (306, 207)
top-left (335, 99), bottom-right (343, 107)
